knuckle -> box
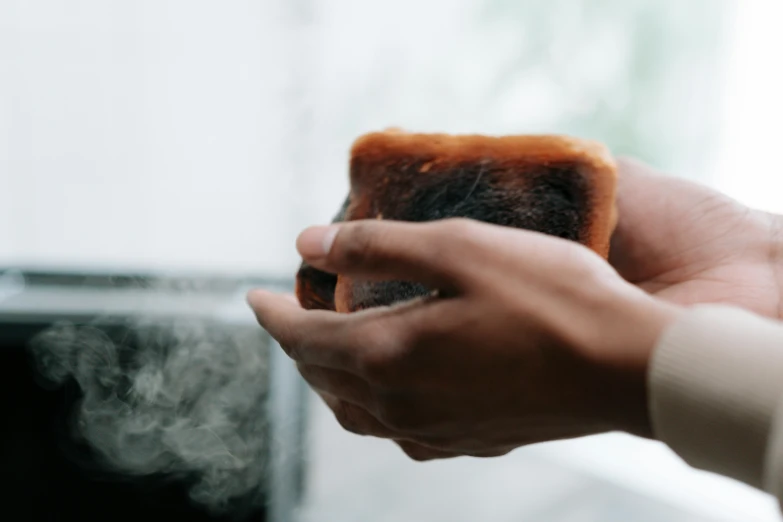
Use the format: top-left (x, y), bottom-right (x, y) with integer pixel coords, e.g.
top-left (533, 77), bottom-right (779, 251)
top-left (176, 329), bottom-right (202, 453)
top-left (403, 447), bottom-right (434, 462)
top-left (279, 339), bottom-right (301, 361)
top-left (563, 247), bottom-right (618, 299)
top-left (334, 222), bottom-right (375, 267)
top-left (287, 335), bottom-right (311, 362)
top-left (356, 324), bottom-right (405, 384)
top-left (274, 323), bottom-right (306, 360)
top-left (441, 217), bottom-right (480, 238)
top-left (396, 441), bottom-right (446, 462)
top-left (435, 218), bottom-right (485, 257)
top-left (332, 401), bottom-right (366, 435)
top-left (297, 363), bottom-right (325, 390)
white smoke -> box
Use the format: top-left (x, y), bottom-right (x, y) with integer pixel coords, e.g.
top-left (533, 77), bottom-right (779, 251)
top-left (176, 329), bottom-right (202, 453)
top-left (28, 279), bottom-right (272, 516)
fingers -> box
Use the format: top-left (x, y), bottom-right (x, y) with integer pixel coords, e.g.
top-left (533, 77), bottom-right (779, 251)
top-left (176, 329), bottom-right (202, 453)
top-left (247, 289), bottom-right (359, 371)
top-left (249, 286), bottom-right (459, 376)
top-left (317, 394), bottom-right (458, 461)
top-left (295, 219), bottom-right (482, 293)
top-left (295, 217), bottom-right (598, 298)
top-left (317, 389), bottom-right (514, 461)
top-left (395, 440), bottom-right (513, 461)
top-left (395, 440), bottom-right (460, 462)
top-left (317, 394), bottom-right (498, 461)
top-left (319, 393), bottom-right (397, 438)
top-left (298, 363), bottom-right (374, 410)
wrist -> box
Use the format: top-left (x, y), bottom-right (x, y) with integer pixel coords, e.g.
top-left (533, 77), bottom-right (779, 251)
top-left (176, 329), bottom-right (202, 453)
top-left (585, 290), bottom-right (683, 439)
top-left (649, 305), bottom-right (783, 488)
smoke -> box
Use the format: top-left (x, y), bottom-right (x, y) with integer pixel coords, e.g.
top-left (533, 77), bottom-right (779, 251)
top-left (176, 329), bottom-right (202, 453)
top-left (27, 279), bottom-right (272, 516)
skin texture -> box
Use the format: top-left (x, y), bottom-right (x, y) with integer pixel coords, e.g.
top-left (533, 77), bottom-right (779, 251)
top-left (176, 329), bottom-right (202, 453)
top-left (249, 220), bottom-right (680, 460)
top-left (248, 157), bottom-right (783, 462)
top-left (611, 157), bottom-right (782, 320)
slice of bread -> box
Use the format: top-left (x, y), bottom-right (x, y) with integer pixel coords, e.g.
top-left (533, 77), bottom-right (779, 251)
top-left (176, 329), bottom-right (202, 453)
top-left (296, 130), bottom-right (618, 313)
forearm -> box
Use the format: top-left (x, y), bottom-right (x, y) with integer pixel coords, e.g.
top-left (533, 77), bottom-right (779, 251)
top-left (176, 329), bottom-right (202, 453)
top-left (649, 305), bottom-right (783, 504)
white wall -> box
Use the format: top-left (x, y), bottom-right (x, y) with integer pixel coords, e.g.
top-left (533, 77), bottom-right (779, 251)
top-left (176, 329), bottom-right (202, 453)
top-left (714, 0), bottom-right (783, 211)
top-left (0, 7), bottom-right (14, 263)
top-left (1, 0), bottom-right (729, 277)
top-left (0, 0), bottom-right (327, 276)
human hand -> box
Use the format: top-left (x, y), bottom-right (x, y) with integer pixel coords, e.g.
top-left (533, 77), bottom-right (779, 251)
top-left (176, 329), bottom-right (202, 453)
top-left (610, 158), bottom-right (782, 320)
top-left (248, 219), bottom-right (680, 461)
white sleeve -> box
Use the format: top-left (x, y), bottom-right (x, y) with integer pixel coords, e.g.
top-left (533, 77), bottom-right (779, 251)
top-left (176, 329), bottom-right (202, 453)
top-left (649, 305), bottom-right (783, 506)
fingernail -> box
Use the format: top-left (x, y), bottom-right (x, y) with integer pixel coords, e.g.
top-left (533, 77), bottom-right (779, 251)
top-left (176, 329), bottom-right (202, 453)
top-left (297, 225), bottom-right (339, 259)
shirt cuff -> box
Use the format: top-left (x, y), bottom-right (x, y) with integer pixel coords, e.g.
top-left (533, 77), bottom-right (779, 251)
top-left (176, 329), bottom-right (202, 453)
top-left (649, 305), bottom-right (783, 489)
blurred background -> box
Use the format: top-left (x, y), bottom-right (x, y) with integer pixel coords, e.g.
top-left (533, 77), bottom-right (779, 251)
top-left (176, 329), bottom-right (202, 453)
top-left (1, 0), bottom-right (782, 521)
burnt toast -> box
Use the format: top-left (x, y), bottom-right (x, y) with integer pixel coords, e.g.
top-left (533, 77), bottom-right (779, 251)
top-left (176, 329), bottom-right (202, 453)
top-left (296, 131), bottom-right (618, 313)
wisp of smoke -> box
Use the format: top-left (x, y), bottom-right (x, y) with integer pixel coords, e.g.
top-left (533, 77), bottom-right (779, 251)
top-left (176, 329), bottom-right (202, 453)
top-left (28, 279), bottom-right (272, 516)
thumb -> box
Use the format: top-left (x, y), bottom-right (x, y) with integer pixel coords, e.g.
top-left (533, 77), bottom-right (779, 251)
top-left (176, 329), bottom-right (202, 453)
top-left (296, 219), bottom-right (476, 292)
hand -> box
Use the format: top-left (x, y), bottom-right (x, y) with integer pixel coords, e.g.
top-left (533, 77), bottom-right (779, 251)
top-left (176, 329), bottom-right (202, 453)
top-left (611, 157), bottom-right (783, 320)
top-left (248, 219), bottom-right (680, 461)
